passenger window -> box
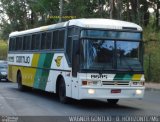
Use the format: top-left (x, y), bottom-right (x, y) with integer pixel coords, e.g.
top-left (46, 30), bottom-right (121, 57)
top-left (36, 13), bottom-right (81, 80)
top-left (16, 37), bottom-right (23, 50)
top-left (46, 32), bottom-right (52, 49)
top-left (41, 32), bottom-right (47, 49)
top-left (52, 30), bottom-right (65, 49)
top-left (9, 38), bottom-right (16, 51)
top-left (23, 35), bottom-right (31, 50)
top-left (52, 31), bottom-right (59, 49)
top-left (58, 30), bottom-right (65, 49)
top-left (32, 34), bottom-right (40, 50)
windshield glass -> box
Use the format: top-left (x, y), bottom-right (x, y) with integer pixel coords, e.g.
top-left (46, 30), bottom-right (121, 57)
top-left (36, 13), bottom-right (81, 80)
top-left (80, 39), bottom-right (143, 71)
top-left (116, 41), bottom-right (142, 70)
top-left (81, 39), bottom-right (115, 70)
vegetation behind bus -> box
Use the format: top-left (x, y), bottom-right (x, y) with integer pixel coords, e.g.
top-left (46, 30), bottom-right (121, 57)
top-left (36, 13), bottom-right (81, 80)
top-left (0, 40), bottom-right (7, 60)
top-left (143, 24), bottom-right (160, 83)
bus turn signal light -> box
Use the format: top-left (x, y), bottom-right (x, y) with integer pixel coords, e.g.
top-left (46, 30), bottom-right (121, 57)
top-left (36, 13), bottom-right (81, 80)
top-left (82, 81), bottom-right (88, 85)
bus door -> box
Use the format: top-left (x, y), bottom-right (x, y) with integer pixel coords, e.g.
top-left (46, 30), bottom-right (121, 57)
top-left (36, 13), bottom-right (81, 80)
top-left (71, 36), bottom-right (80, 99)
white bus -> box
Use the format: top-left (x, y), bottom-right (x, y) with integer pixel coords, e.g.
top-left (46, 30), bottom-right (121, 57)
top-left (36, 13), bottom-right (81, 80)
top-left (8, 19), bottom-right (145, 104)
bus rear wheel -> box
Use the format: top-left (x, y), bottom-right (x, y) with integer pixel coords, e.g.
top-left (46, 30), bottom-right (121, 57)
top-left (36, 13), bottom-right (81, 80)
top-left (107, 99), bottom-right (119, 105)
top-left (58, 79), bottom-right (68, 103)
top-left (17, 72), bottom-right (25, 91)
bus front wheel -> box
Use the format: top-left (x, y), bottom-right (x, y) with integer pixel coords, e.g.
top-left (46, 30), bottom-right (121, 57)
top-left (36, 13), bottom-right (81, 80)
top-left (107, 99), bottom-right (119, 105)
top-left (58, 79), bottom-right (68, 103)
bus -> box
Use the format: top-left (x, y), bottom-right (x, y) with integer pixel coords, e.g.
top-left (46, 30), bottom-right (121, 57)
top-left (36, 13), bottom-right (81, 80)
top-left (8, 19), bottom-right (145, 104)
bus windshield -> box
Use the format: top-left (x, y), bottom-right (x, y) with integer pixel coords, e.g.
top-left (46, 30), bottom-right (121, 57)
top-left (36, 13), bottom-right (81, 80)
top-left (80, 30), bottom-right (143, 72)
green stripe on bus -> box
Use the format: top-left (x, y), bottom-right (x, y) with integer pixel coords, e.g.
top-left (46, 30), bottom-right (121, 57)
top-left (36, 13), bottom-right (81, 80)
top-left (113, 74), bottom-right (125, 81)
top-left (38, 53), bottom-right (54, 90)
top-left (33, 53), bottom-right (46, 88)
top-left (113, 74), bottom-right (133, 81)
top-left (123, 74), bottom-right (133, 81)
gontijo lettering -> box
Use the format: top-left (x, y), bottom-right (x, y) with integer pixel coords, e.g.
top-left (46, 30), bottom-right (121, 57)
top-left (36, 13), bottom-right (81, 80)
top-left (16, 56), bottom-right (30, 64)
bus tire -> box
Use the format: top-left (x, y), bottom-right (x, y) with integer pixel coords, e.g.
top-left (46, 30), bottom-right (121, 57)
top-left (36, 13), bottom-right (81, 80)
top-left (107, 99), bottom-right (119, 105)
top-left (17, 71), bottom-right (25, 91)
top-left (58, 78), bottom-right (68, 103)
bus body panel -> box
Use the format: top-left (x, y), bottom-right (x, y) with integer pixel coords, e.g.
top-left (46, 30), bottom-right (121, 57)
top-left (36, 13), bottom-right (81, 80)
top-left (79, 86), bottom-right (145, 99)
top-left (77, 73), bottom-right (145, 100)
top-left (8, 53), bottom-right (72, 92)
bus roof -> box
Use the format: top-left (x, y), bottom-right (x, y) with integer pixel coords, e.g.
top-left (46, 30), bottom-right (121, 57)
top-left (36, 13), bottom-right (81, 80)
top-left (9, 18), bottom-right (142, 37)
top-left (69, 19), bottom-right (142, 31)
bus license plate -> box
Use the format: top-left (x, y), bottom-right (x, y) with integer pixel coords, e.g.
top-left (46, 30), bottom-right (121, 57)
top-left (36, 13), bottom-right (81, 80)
top-left (111, 89), bottom-right (121, 93)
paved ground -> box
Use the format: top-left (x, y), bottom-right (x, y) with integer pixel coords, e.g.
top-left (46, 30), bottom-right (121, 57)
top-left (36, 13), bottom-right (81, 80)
top-left (0, 81), bottom-right (160, 122)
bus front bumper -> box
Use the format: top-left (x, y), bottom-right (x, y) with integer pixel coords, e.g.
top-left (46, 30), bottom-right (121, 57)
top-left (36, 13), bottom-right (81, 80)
top-left (79, 86), bottom-right (145, 100)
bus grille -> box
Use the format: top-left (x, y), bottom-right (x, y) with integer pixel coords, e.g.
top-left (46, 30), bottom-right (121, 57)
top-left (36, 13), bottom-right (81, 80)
top-left (102, 81), bottom-right (130, 86)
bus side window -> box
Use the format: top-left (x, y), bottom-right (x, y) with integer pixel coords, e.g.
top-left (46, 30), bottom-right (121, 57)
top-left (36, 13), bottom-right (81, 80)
top-left (19, 37), bottom-right (23, 50)
top-left (9, 38), bottom-right (16, 51)
top-left (46, 32), bottom-right (52, 49)
top-left (9, 38), bottom-right (12, 51)
top-left (32, 34), bottom-right (40, 50)
top-left (13, 38), bottom-right (16, 51)
top-left (58, 29), bottom-right (65, 49)
top-left (41, 32), bottom-right (47, 50)
top-left (52, 30), bottom-right (59, 49)
top-left (15, 37), bottom-right (19, 50)
top-left (16, 37), bottom-right (23, 50)
top-left (23, 35), bottom-right (31, 50)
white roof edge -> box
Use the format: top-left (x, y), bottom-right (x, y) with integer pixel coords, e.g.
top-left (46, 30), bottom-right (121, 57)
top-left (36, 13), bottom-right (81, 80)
top-left (9, 21), bottom-right (68, 37)
top-left (9, 18), bottom-right (142, 37)
top-left (69, 18), bottom-right (142, 31)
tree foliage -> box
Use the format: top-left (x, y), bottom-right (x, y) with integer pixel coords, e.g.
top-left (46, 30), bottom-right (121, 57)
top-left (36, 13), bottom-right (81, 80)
top-left (0, 0), bottom-right (159, 40)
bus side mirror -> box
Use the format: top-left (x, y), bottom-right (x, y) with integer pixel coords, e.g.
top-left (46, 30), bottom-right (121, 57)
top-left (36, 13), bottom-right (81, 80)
top-left (72, 40), bottom-right (80, 77)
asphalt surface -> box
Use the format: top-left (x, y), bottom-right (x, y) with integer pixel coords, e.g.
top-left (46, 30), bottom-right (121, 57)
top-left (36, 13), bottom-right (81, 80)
top-left (0, 82), bottom-right (160, 121)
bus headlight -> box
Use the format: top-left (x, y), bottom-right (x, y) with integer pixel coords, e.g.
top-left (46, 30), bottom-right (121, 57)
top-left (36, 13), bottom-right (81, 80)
top-left (88, 89), bottom-right (95, 94)
top-left (136, 89), bottom-right (142, 95)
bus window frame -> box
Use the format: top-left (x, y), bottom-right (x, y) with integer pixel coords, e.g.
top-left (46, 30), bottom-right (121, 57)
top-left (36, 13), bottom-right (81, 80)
top-left (23, 34), bottom-right (32, 51)
top-left (15, 36), bottom-right (23, 51)
top-left (9, 37), bottom-right (16, 51)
